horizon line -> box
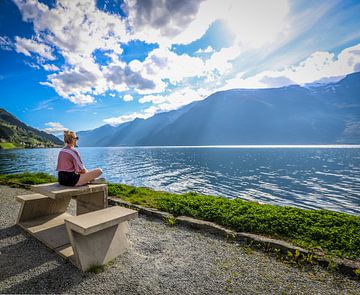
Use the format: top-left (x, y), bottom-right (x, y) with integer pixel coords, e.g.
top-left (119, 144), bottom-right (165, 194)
top-left (76, 144), bottom-right (360, 149)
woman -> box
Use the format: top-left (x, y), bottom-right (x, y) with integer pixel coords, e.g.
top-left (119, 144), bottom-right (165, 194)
top-left (57, 130), bottom-right (103, 186)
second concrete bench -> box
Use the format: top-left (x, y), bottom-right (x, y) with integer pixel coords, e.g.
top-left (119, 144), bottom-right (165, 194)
top-left (64, 206), bottom-right (138, 271)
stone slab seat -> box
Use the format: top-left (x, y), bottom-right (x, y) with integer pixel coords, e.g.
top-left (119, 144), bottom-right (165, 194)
top-left (16, 193), bottom-right (72, 223)
top-left (16, 194), bottom-right (73, 251)
top-left (30, 182), bottom-right (108, 215)
top-left (64, 206), bottom-right (138, 271)
top-left (30, 182), bottom-right (108, 199)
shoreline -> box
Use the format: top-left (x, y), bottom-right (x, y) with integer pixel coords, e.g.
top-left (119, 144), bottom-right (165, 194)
top-left (2, 144), bottom-right (360, 149)
top-left (0, 144), bottom-right (62, 150)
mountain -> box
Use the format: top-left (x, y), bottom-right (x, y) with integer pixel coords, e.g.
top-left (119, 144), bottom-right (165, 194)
top-left (77, 101), bottom-right (197, 146)
top-left (78, 72), bottom-right (360, 146)
top-left (0, 108), bottom-right (63, 148)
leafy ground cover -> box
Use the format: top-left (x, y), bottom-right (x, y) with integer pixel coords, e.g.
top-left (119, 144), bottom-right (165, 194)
top-left (0, 142), bottom-right (18, 149)
top-left (0, 172), bottom-right (57, 188)
top-left (2, 172), bottom-right (359, 259)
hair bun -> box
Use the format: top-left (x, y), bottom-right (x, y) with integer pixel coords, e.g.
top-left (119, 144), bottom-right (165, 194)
top-left (63, 130), bottom-right (75, 144)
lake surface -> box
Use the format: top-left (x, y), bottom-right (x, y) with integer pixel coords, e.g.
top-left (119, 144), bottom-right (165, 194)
top-left (1, 146), bottom-right (359, 215)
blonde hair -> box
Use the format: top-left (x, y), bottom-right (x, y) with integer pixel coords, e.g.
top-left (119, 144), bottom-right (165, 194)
top-left (64, 130), bottom-right (76, 144)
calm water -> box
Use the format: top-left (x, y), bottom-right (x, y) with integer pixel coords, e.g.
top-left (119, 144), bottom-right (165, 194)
top-left (1, 146), bottom-right (359, 215)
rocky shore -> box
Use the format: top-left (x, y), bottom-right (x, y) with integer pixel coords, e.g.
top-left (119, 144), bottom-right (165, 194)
top-left (1, 185), bottom-right (359, 294)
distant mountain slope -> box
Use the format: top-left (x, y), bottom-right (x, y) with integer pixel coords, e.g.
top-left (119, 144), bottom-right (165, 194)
top-left (78, 72), bottom-right (360, 146)
top-left (77, 101), bottom-right (197, 146)
top-left (0, 108), bottom-right (63, 148)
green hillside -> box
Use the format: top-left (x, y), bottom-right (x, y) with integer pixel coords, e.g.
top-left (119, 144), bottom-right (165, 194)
top-left (0, 108), bottom-right (63, 149)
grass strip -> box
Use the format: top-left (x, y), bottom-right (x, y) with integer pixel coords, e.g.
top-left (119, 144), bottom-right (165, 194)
top-left (0, 172), bottom-right (57, 188)
top-left (0, 142), bottom-right (18, 149)
top-left (1, 172), bottom-right (359, 259)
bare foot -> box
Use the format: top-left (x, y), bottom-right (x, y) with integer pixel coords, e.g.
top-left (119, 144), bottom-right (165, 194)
top-left (89, 178), bottom-right (106, 184)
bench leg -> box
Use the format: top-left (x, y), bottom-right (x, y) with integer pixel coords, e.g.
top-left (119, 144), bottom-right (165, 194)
top-left (65, 221), bottom-right (130, 272)
top-left (76, 190), bottom-right (108, 215)
top-left (17, 196), bottom-right (71, 224)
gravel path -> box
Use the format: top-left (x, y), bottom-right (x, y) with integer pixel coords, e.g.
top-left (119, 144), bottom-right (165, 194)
top-left (0, 185), bottom-right (359, 294)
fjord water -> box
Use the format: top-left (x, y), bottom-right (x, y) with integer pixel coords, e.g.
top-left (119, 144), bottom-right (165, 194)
top-left (1, 146), bottom-right (359, 215)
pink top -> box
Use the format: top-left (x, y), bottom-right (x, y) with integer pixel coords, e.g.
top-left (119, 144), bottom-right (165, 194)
top-left (56, 146), bottom-right (85, 173)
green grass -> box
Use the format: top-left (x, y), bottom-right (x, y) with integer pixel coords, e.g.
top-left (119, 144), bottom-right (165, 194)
top-left (110, 185), bottom-right (360, 259)
top-left (1, 172), bottom-right (360, 260)
top-left (107, 183), bottom-right (169, 208)
top-left (0, 142), bottom-right (18, 149)
top-left (0, 172), bottom-right (57, 188)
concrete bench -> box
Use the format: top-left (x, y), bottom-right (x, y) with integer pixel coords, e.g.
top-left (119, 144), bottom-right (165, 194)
top-left (16, 193), bottom-right (73, 250)
top-left (16, 183), bottom-right (138, 271)
top-left (16, 193), bottom-right (71, 224)
top-left (64, 206), bottom-right (138, 271)
top-left (30, 182), bottom-right (108, 215)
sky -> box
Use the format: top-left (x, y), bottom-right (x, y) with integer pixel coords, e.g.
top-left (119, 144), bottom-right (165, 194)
top-left (0, 0), bottom-right (360, 134)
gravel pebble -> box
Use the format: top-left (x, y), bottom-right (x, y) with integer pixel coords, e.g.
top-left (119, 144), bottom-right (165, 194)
top-left (0, 185), bottom-right (359, 294)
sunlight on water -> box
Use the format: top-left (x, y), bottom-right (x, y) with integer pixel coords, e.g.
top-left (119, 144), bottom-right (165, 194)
top-left (0, 146), bottom-right (359, 215)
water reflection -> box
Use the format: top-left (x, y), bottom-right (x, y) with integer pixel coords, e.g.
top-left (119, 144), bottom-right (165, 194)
top-left (0, 147), bottom-right (359, 215)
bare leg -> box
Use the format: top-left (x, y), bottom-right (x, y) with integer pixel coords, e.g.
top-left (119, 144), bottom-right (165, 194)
top-left (75, 168), bottom-right (103, 186)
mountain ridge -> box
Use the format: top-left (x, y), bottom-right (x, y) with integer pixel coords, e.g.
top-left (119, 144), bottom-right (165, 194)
top-left (0, 108), bottom-right (63, 148)
top-left (77, 72), bottom-right (360, 146)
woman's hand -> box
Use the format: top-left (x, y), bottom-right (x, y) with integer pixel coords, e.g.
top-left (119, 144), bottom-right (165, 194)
top-left (79, 168), bottom-right (88, 174)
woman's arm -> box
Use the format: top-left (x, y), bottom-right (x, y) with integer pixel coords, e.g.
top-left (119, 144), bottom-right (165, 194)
top-left (69, 150), bottom-right (86, 174)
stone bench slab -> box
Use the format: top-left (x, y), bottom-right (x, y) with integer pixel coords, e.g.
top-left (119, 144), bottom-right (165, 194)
top-left (30, 182), bottom-right (107, 199)
top-left (16, 193), bottom-right (49, 202)
top-left (65, 206), bottom-right (138, 236)
top-left (16, 193), bottom-right (72, 223)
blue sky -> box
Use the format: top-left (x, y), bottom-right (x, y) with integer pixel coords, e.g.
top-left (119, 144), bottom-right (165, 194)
top-left (0, 0), bottom-right (360, 134)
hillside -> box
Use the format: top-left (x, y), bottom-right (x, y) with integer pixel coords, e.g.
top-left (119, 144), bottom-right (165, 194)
top-left (0, 108), bottom-right (63, 148)
top-left (78, 72), bottom-right (360, 146)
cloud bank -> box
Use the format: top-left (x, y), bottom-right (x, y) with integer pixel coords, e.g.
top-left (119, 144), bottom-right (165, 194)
top-left (223, 44), bottom-right (360, 89)
top-left (42, 122), bottom-right (68, 134)
top-left (6, 0), bottom-right (360, 125)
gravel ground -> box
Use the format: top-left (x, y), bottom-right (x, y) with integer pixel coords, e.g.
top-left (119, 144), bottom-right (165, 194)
top-left (0, 185), bottom-right (359, 295)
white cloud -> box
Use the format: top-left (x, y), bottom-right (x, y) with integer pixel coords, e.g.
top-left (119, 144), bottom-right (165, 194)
top-left (43, 66), bottom-right (103, 104)
top-left (126, 45), bottom-right (241, 90)
top-left (32, 97), bottom-right (59, 111)
top-left (123, 94), bottom-right (134, 102)
top-left (14, 0), bottom-right (127, 56)
top-left (41, 50), bottom-right (165, 101)
top-left (67, 93), bottom-right (95, 105)
top-left (15, 37), bottom-right (55, 60)
top-left (24, 60), bottom-right (41, 69)
top-left (42, 122), bottom-right (68, 134)
top-left (12, 0), bottom-right (291, 106)
top-left (218, 0), bottom-right (290, 48)
top-left (0, 36), bottom-right (14, 50)
top-left (196, 46), bottom-right (214, 54)
top-left (104, 87), bottom-right (212, 126)
top-left (139, 87), bottom-right (211, 112)
top-left (124, 0), bottom-right (290, 47)
top-left (204, 45), bottom-right (242, 79)
top-left (223, 43), bottom-right (360, 89)
top-left (43, 64), bottom-right (59, 71)
top-left (104, 62), bottom-right (161, 93)
top-left (140, 47), bottom-right (206, 84)
top-left (123, 0), bottom-right (204, 46)
top-left (13, 0), bottom-right (128, 104)
top-left (104, 111), bottom-right (150, 126)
